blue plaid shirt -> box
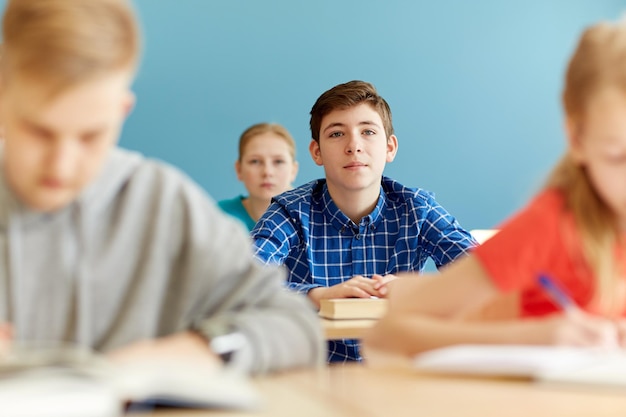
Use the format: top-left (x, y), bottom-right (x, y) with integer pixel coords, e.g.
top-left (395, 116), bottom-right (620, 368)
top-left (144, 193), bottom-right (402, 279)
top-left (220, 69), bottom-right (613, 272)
top-left (251, 177), bottom-right (477, 363)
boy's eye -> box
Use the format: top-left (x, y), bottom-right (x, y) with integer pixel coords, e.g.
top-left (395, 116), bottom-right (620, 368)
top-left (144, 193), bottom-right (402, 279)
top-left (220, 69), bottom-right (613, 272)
top-left (26, 124), bottom-right (54, 140)
top-left (80, 131), bottom-right (103, 144)
top-left (329, 131), bottom-right (343, 138)
top-left (606, 155), bottom-right (626, 164)
top-left (362, 129), bottom-right (376, 136)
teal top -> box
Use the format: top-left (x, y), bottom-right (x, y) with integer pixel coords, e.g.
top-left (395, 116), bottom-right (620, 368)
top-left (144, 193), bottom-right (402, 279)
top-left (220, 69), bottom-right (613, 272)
top-left (217, 195), bottom-right (256, 231)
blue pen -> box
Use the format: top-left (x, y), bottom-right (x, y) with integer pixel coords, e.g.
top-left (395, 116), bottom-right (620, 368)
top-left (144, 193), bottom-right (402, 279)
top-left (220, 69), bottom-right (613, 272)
top-left (537, 274), bottom-right (579, 315)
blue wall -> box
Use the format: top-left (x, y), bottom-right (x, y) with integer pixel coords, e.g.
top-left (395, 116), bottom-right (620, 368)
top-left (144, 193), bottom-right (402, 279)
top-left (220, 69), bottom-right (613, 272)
top-left (3, 1), bottom-right (626, 231)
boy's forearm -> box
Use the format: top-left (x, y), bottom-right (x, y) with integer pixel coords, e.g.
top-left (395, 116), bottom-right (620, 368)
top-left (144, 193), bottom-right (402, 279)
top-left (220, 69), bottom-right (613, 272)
top-left (232, 292), bottom-right (324, 373)
top-left (107, 331), bottom-right (222, 367)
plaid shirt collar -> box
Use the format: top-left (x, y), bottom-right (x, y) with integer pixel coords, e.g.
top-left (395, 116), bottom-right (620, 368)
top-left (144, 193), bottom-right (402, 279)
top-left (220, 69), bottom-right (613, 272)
top-left (316, 182), bottom-right (386, 233)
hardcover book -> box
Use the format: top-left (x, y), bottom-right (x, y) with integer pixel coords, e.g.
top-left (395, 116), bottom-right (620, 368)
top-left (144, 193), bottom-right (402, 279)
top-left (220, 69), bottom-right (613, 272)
top-left (319, 298), bottom-right (388, 320)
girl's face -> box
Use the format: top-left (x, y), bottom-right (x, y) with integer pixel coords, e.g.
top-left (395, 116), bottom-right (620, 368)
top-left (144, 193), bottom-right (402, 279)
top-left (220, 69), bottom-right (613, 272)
top-left (569, 87), bottom-right (626, 229)
top-left (236, 132), bottom-right (298, 201)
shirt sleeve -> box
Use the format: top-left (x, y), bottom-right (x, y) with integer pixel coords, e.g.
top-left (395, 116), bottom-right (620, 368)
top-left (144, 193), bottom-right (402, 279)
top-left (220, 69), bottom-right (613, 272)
top-left (418, 192), bottom-right (478, 268)
top-left (174, 182), bottom-right (324, 374)
top-left (251, 202), bottom-right (324, 295)
top-left (251, 202), bottom-right (298, 265)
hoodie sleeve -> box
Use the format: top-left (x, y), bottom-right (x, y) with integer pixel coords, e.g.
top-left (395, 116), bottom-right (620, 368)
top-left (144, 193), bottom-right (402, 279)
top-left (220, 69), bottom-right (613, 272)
top-left (165, 174), bottom-right (324, 374)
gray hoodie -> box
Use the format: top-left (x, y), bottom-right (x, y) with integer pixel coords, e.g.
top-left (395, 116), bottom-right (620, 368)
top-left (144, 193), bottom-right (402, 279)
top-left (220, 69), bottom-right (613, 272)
top-left (0, 147), bottom-right (323, 373)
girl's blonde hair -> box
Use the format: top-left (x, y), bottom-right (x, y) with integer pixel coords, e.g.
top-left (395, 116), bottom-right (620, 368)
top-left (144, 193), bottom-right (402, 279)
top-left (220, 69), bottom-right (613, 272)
top-left (238, 123), bottom-right (297, 162)
top-left (547, 20), bottom-right (626, 315)
top-left (1, 0), bottom-right (140, 100)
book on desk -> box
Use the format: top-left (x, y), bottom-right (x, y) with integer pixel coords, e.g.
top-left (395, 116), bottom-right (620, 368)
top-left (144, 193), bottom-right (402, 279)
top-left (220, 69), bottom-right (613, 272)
top-left (0, 343), bottom-right (261, 417)
top-left (413, 344), bottom-right (626, 390)
top-left (319, 298), bottom-right (388, 320)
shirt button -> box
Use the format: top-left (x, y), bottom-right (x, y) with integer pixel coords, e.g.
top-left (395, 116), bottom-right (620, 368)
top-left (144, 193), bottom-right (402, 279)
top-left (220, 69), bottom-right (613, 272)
top-left (355, 234), bottom-right (361, 240)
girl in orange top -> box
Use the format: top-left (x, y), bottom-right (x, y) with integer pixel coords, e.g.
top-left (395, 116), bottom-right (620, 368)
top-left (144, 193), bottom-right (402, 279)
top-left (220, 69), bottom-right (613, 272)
top-left (364, 19), bottom-right (626, 357)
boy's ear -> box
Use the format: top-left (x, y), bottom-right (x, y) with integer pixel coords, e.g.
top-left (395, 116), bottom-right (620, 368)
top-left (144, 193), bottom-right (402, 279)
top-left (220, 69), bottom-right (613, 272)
top-left (564, 117), bottom-right (584, 164)
top-left (309, 139), bottom-right (324, 166)
top-left (122, 90), bottom-right (136, 117)
top-left (386, 135), bottom-right (399, 163)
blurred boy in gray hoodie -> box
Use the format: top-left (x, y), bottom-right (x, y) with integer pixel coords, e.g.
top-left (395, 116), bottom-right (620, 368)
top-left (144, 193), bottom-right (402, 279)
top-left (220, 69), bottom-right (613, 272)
top-left (0, 0), bottom-right (322, 374)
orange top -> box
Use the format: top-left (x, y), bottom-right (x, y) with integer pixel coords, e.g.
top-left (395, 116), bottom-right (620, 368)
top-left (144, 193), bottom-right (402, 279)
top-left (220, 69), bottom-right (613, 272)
top-left (473, 189), bottom-right (598, 317)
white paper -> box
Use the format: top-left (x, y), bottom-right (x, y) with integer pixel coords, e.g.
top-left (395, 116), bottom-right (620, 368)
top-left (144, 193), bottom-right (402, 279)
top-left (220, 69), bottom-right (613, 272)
top-left (413, 344), bottom-right (626, 385)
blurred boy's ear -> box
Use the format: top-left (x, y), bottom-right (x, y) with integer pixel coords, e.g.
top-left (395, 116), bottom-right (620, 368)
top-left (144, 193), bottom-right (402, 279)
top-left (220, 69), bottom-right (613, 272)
top-left (564, 117), bottom-right (584, 164)
top-left (123, 90), bottom-right (136, 117)
top-left (0, 75), bottom-right (7, 127)
top-left (309, 139), bottom-right (323, 166)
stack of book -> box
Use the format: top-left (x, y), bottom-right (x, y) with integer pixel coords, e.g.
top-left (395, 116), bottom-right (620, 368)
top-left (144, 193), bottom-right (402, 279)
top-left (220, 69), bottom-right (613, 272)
top-left (319, 298), bottom-right (388, 320)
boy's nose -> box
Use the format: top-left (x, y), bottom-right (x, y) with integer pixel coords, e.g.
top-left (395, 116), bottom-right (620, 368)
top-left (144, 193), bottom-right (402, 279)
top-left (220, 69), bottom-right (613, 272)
top-left (47, 140), bottom-right (78, 179)
top-left (346, 138), bottom-right (363, 154)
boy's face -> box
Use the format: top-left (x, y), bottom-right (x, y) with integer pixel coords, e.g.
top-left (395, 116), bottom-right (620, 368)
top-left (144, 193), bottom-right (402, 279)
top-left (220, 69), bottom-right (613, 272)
top-left (309, 102), bottom-right (397, 196)
top-left (0, 71), bottom-right (134, 212)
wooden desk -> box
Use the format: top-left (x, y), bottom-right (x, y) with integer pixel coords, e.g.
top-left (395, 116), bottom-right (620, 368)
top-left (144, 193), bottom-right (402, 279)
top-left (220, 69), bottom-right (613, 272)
top-left (134, 363), bottom-right (626, 417)
top-left (321, 317), bottom-right (377, 339)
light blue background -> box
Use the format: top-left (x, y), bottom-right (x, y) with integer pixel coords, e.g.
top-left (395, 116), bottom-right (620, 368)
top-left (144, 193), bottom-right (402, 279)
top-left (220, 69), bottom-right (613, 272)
top-left (3, 1), bottom-right (626, 231)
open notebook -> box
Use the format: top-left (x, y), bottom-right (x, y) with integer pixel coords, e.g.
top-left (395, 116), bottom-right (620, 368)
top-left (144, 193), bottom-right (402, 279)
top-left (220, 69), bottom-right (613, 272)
top-left (413, 344), bottom-right (626, 389)
top-left (0, 343), bottom-right (261, 417)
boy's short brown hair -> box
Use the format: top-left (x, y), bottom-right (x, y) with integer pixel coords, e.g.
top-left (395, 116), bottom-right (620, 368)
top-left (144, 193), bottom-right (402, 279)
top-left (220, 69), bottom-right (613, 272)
top-left (309, 80), bottom-right (394, 142)
top-left (1, 0), bottom-right (141, 100)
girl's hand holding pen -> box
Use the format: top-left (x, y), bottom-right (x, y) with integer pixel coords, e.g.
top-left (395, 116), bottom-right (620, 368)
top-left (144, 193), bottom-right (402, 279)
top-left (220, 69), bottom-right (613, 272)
top-left (537, 274), bottom-right (620, 348)
top-left (535, 311), bottom-right (620, 348)
top-left (612, 319), bottom-right (626, 348)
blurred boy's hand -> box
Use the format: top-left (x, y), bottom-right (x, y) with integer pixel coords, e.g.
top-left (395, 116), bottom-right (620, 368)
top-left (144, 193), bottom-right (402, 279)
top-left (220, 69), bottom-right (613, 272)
top-left (0, 323), bottom-right (12, 354)
top-left (107, 331), bottom-right (223, 370)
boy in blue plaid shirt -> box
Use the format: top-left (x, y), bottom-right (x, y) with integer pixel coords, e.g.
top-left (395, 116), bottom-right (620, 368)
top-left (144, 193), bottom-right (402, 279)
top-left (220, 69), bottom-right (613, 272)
top-left (252, 80), bottom-right (477, 362)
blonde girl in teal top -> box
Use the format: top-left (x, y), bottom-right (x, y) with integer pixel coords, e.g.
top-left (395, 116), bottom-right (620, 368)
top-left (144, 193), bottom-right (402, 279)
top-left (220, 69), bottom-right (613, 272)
top-left (219, 123), bottom-right (299, 230)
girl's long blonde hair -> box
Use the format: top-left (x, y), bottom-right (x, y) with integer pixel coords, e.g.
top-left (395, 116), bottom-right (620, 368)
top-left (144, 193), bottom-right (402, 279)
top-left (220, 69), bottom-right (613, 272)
top-left (238, 123), bottom-right (296, 162)
top-left (547, 21), bottom-right (626, 315)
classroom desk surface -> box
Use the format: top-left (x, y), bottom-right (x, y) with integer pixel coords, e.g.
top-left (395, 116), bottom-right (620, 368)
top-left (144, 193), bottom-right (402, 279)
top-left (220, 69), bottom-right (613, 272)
top-left (133, 363), bottom-right (626, 417)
